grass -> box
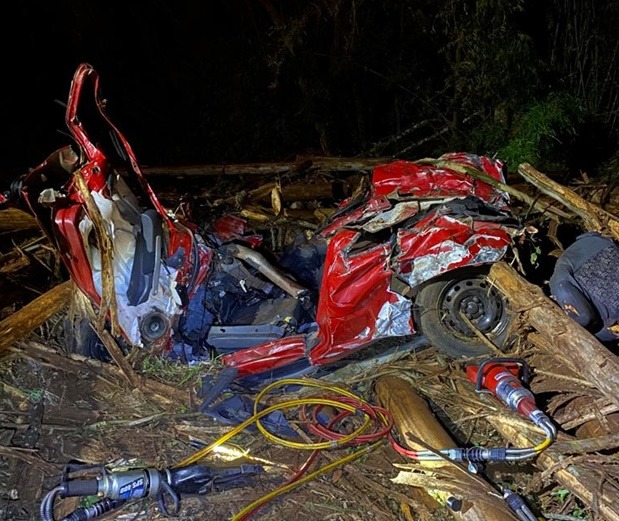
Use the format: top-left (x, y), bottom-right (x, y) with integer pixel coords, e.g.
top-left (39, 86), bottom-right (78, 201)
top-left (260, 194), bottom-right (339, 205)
top-left (139, 355), bottom-right (204, 389)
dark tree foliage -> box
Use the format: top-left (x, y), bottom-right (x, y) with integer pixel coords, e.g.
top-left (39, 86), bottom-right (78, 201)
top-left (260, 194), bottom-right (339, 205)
top-left (2, 0), bottom-right (618, 179)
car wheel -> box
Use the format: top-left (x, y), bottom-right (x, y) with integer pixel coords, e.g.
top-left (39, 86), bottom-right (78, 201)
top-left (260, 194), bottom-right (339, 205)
top-left (414, 265), bottom-right (513, 358)
top-left (66, 318), bottom-right (111, 362)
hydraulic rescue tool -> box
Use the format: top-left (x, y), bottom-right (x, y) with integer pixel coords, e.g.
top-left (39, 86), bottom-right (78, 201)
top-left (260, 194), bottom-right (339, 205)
top-left (390, 357), bottom-right (557, 463)
top-left (466, 356), bottom-right (557, 450)
top-left (40, 369), bottom-right (555, 521)
top-left (40, 462), bottom-right (263, 521)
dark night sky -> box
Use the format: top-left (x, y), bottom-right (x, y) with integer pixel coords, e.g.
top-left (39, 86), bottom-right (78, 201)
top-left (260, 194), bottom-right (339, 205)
top-left (2, 1), bottom-right (455, 184)
top-left (3, 1), bottom-right (617, 191)
top-left (3, 2), bottom-right (279, 182)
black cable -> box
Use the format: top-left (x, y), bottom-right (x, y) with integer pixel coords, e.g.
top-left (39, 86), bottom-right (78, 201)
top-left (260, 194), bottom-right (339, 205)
top-left (59, 499), bottom-right (126, 521)
top-left (157, 478), bottom-right (181, 517)
top-left (40, 486), bottom-right (63, 521)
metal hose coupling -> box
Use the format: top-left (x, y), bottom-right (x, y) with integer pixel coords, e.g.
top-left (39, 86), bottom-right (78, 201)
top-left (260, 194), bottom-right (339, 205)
top-left (447, 447), bottom-right (508, 462)
top-left (529, 409), bottom-right (558, 441)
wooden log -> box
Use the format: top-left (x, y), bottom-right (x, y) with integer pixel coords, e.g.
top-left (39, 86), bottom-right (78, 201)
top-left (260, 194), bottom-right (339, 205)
top-left (213, 181), bottom-right (346, 207)
top-left (74, 171), bottom-right (120, 336)
top-left (134, 156), bottom-right (389, 177)
top-left (0, 280), bottom-right (73, 352)
top-left (374, 375), bottom-right (519, 521)
top-left (0, 242), bottom-right (50, 274)
top-left (518, 163), bottom-right (619, 241)
top-left (15, 341), bottom-right (190, 408)
top-left (423, 159), bottom-right (571, 221)
top-left (280, 181), bottom-right (346, 202)
top-left (0, 208), bottom-right (40, 231)
top-left (488, 262), bottom-right (619, 409)
top-left (454, 378), bottom-right (619, 521)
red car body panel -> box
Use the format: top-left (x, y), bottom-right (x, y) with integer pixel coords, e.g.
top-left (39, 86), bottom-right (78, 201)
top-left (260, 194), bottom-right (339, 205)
top-left (222, 155), bottom-right (516, 376)
top-left (10, 63), bottom-right (520, 381)
top-left (223, 336), bottom-right (307, 377)
top-left (371, 156), bottom-right (508, 207)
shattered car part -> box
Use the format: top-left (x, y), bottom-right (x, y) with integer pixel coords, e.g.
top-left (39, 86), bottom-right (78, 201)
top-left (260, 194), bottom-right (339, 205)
top-left (9, 63), bottom-right (522, 386)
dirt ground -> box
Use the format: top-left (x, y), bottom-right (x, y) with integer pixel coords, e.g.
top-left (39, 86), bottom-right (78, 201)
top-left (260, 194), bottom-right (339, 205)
top-left (0, 323), bottom-right (451, 521)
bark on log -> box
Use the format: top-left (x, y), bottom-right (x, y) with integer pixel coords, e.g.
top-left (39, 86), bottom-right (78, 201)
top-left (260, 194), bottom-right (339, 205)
top-left (374, 375), bottom-right (519, 521)
top-left (518, 163), bottom-right (619, 241)
top-left (453, 379), bottom-right (619, 521)
top-left (213, 181), bottom-right (347, 207)
top-left (135, 156), bottom-right (389, 177)
top-left (74, 171), bottom-right (120, 336)
top-left (0, 280), bottom-right (73, 352)
top-left (0, 208), bottom-right (40, 231)
top-left (488, 262), bottom-right (619, 409)
top-left (0, 242), bottom-right (50, 274)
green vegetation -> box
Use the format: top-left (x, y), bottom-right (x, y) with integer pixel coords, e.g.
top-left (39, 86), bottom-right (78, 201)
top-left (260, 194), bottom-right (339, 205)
top-left (498, 93), bottom-right (586, 171)
top-left (140, 356), bottom-right (203, 388)
top-left (552, 487), bottom-right (590, 519)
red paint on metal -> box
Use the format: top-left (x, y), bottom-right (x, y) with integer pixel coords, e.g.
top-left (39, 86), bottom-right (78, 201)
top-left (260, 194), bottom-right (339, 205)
top-left (308, 229), bottom-right (403, 365)
top-left (320, 196), bottom-right (392, 236)
top-left (222, 335), bottom-right (307, 377)
top-left (371, 153), bottom-right (508, 208)
top-left (213, 215), bottom-right (263, 248)
top-left (54, 205), bottom-right (100, 302)
top-left (12, 64), bottom-right (523, 380)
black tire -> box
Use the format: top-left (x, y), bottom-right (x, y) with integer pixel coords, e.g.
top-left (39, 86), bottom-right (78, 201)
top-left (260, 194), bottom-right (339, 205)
top-left (66, 318), bottom-right (111, 362)
top-left (414, 265), bottom-right (513, 358)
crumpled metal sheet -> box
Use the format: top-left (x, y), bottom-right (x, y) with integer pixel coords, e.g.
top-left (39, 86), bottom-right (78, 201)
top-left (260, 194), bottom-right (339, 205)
top-left (395, 216), bottom-right (512, 287)
top-left (222, 335), bottom-right (307, 377)
top-left (308, 229), bottom-right (415, 365)
top-left (13, 61), bottom-right (521, 377)
top-left (371, 152), bottom-right (510, 209)
top-left (360, 198), bottom-right (457, 233)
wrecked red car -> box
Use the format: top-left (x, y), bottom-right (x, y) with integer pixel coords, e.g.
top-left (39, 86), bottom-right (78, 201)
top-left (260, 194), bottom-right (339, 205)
top-left (7, 63), bottom-right (522, 385)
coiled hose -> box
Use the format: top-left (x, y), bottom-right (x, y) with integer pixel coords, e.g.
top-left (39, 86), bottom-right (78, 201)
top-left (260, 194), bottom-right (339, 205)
top-left (175, 377), bottom-right (555, 520)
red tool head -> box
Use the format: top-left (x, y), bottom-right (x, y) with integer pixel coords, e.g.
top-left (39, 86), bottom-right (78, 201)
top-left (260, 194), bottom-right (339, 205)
top-left (466, 358), bottom-right (536, 417)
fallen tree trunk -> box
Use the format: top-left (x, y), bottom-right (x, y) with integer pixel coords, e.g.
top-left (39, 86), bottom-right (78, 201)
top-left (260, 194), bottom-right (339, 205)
top-left (0, 280), bottom-right (73, 353)
top-left (0, 208), bottom-right (40, 231)
top-left (518, 163), bottom-right (619, 241)
top-left (424, 159), bottom-right (571, 221)
top-left (488, 262), bottom-right (619, 409)
top-left (213, 180), bottom-right (348, 207)
top-left (136, 156), bottom-right (389, 177)
top-left (15, 341), bottom-right (190, 408)
top-left (375, 375), bottom-right (519, 521)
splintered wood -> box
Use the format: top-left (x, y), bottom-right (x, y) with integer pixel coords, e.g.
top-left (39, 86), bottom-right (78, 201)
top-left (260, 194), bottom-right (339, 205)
top-left (1, 158), bottom-right (618, 520)
top-left (375, 375), bottom-right (518, 521)
top-left (0, 281), bottom-right (73, 352)
top-left (488, 261), bottom-right (619, 409)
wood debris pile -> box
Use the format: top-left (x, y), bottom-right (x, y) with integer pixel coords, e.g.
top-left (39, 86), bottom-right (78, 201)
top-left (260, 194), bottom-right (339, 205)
top-left (1, 157), bottom-right (618, 520)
